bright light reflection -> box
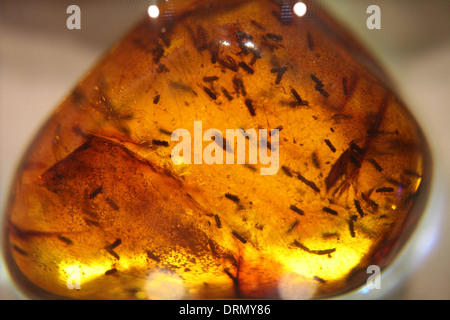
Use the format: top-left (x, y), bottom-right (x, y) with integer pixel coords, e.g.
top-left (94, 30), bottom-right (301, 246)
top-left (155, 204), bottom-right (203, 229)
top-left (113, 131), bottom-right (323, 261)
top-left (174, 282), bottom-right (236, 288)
top-left (293, 2), bottom-right (307, 17)
top-left (278, 272), bottom-right (317, 299)
top-left (414, 177), bottom-right (422, 192)
top-left (59, 261), bottom-right (110, 288)
top-left (145, 270), bottom-right (185, 299)
top-left (244, 41), bottom-right (255, 49)
top-left (148, 5), bottom-right (160, 18)
top-left (171, 155), bottom-right (185, 165)
top-left (414, 225), bottom-right (439, 257)
top-left (357, 284), bottom-right (372, 295)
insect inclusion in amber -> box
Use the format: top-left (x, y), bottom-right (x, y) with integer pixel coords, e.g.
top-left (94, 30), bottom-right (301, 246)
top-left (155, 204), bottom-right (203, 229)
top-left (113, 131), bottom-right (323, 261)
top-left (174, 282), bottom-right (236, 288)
top-left (3, 0), bottom-right (431, 299)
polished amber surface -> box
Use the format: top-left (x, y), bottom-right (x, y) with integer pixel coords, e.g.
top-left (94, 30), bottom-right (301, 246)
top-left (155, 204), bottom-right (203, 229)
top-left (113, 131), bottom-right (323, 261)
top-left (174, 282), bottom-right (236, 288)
top-left (3, 0), bottom-right (430, 299)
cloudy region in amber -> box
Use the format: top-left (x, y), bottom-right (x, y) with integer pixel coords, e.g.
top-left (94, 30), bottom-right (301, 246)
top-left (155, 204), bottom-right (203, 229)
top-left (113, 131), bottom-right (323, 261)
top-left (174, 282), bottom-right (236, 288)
top-left (3, 0), bottom-right (430, 299)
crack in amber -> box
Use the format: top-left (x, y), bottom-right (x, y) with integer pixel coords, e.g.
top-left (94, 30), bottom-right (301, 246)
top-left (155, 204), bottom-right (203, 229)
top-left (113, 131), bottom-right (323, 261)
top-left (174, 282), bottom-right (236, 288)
top-left (2, 0), bottom-right (430, 299)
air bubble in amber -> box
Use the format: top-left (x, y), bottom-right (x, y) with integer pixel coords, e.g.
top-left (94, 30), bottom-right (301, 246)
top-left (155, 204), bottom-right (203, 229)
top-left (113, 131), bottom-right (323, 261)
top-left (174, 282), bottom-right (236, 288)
top-left (2, 0), bottom-right (431, 299)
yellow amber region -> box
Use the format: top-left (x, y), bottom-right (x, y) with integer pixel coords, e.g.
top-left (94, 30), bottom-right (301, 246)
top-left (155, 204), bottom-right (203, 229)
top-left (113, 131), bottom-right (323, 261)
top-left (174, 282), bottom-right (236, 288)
top-left (3, 0), bottom-right (430, 299)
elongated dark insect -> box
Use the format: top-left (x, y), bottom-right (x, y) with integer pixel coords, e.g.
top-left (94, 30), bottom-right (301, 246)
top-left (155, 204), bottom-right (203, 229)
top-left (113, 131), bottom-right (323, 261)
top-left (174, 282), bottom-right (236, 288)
top-left (203, 76), bottom-right (219, 82)
top-left (369, 158), bottom-right (383, 172)
top-left (221, 87), bottom-right (233, 101)
top-left (290, 204), bottom-right (304, 216)
top-left (354, 199), bottom-right (364, 218)
top-left (84, 219), bottom-right (100, 227)
top-left (225, 193), bottom-right (240, 203)
top-left (202, 86), bottom-right (217, 100)
top-left (266, 33), bottom-right (283, 41)
top-left (89, 185), bottom-right (103, 199)
top-left (58, 235), bottom-right (73, 245)
top-left (238, 61), bottom-right (254, 74)
top-left (245, 99), bottom-right (256, 116)
top-left (342, 76), bottom-right (349, 96)
top-left (232, 231), bottom-right (247, 244)
top-left (147, 251), bottom-right (161, 263)
top-left (152, 139), bottom-right (169, 147)
top-left (310, 74), bottom-right (329, 98)
top-left (218, 55), bottom-right (238, 72)
top-left (376, 187), bottom-right (394, 193)
top-left (291, 88), bottom-right (308, 106)
top-left (105, 248), bottom-right (120, 260)
top-left (323, 207), bottom-right (338, 216)
top-left (271, 66), bottom-right (288, 84)
top-left (293, 240), bottom-right (336, 255)
top-left (106, 238), bottom-right (122, 250)
top-left (105, 268), bottom-right (117, 275)
top-left (350, 141), bottom-right (364, 154)
top-left (106, 197), bottom-right (119, 211)
top-left (287, 220), bottom-right (299, 234)
top-left (214, 214), bottom-right (222, 228)
top-left (348, 218), bottom-right (356, 237)
top-left (307, 33), bottom-right (314, 50)
top-left (324, 139), bottom-right (336, 153)
top-left (233, 76), bottom-right (247, 96)
top-left (314, 276), bottom-right (326, 284)
top-left (297, 173), bottom-right (320, 193)
top-left (281, 165), bottom-right (293, 177)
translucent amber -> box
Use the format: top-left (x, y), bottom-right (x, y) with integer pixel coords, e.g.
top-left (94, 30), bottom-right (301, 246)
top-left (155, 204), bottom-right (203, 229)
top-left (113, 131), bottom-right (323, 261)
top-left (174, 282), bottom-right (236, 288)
top-left (2, 0), bottom-right (431, 299)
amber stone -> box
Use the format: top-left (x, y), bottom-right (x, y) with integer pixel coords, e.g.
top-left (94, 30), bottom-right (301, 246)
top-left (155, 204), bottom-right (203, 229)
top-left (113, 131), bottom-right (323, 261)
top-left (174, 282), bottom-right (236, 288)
top-left (3, 0), bottom-right (430, 299)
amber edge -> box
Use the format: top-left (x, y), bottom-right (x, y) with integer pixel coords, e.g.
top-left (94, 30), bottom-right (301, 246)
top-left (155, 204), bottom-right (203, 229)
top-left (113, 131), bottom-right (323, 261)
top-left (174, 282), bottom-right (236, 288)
top-left (325, 133), bottom-right (433, 300)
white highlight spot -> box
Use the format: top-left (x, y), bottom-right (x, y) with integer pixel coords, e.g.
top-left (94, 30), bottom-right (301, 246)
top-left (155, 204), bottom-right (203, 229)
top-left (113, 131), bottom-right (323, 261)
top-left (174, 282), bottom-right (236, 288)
top-left (145, 270), bottom-right (185, 299)
top-left (278, 272), bottom-right (317, 300)
top-left (414, 225), bottom-right (439, 257)
top-left (65, 265), bottom-right (81, 289)
top-left (148, 5), bottom-right (160, 19)
top-left (244, 41), bottom-right (255, 49)
top-left (293, 2), bottom-right (307, 17)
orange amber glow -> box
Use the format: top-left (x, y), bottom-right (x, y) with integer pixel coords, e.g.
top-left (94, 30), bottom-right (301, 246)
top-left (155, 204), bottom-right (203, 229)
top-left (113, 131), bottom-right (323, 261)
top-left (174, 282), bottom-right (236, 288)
top-left (2, 0), bottom-right (430, 299)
